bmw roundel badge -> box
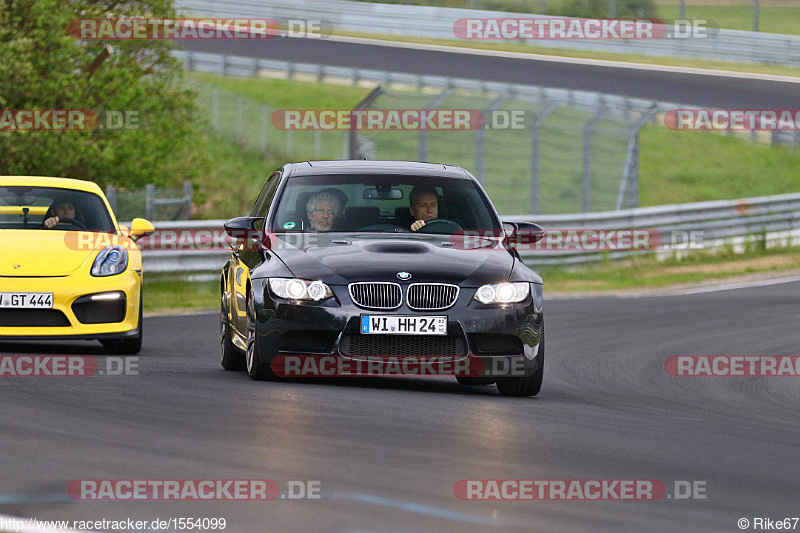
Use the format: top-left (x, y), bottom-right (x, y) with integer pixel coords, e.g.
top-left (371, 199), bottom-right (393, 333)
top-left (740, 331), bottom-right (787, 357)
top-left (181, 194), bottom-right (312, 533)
top-left (396, 272), bottom-right (412, 280)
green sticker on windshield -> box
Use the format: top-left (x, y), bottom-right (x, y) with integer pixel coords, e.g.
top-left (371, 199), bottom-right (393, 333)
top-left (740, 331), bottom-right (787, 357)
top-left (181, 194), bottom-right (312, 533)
top-left (283, 221), bottom-right (296, 229)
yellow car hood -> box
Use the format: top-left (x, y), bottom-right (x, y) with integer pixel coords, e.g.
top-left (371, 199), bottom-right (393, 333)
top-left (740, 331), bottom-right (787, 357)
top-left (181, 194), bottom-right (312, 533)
top-left (0, 230), bottom-right (121, 277)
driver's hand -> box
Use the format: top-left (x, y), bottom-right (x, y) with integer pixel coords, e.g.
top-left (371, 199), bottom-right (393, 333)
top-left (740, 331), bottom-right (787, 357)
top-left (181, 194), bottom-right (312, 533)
top-left (411, 220), bottom-right (426, 232)
top-left (44, 216), bottom-right (59, 228)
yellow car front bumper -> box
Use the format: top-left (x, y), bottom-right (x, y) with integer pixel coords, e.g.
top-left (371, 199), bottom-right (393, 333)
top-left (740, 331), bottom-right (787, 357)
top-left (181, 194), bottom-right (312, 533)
top-left (0, 268), bottom-right (141, 340)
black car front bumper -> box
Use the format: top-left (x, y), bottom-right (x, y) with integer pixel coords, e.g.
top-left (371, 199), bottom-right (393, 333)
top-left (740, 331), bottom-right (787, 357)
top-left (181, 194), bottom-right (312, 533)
top-left (250, 278), bottom-right (543, 378)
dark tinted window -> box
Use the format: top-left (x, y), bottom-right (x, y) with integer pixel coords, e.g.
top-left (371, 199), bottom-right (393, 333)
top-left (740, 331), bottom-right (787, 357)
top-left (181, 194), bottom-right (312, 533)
top-left (271, 174), bottom-right (499, 233)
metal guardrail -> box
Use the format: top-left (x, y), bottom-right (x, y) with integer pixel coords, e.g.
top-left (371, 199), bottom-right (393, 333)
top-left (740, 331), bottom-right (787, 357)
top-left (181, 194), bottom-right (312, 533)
top-left (132, 192), bottom-right (800, 273)
top-left (176, 0), bottom-right (800, 67)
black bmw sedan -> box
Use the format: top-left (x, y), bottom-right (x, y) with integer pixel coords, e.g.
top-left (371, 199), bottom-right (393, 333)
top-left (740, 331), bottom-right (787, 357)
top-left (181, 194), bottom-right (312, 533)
top-left (220, 161), bottom-right (546, 397)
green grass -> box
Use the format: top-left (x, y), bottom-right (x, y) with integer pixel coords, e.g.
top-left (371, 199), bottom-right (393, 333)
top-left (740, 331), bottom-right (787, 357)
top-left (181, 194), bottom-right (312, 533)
top-left (144, 275), bottom-right (218, 313)
top-left (639, 125), bottom-right (800, 205)
top-left (536, 243), bottom-right (800, 292)
top-left (188, 73), bottom-right (800, 217)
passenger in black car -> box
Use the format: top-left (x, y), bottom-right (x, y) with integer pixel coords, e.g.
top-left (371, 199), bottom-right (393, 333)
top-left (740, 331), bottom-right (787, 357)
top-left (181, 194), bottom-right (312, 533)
top-left (306, 190), bottom-right (344, 232)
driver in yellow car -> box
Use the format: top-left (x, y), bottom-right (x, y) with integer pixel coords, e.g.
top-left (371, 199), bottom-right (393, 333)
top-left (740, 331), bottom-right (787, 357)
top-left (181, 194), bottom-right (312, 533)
top-left (409, 186), bottom-right (439, 232)
top-left (43, 199), bottom-right (77, 228)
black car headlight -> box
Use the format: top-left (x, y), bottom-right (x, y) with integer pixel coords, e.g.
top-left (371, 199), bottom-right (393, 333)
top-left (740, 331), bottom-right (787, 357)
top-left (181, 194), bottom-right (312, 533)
top-left (268, 278), bottom-right (333, 302)
top-left (91, 245), bottom-right (128, 277)
top-left (474, 282), bottom-right (530, 304)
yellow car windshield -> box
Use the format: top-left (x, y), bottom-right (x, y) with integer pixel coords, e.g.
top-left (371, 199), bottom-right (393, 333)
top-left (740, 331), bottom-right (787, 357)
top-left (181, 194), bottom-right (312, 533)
top-left (0, 186), bottom-right (115, 232)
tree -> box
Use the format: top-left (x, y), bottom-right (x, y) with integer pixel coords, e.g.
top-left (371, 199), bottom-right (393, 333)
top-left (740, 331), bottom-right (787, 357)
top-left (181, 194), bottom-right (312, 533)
top-left (0, 0), bottom-right (201, 187)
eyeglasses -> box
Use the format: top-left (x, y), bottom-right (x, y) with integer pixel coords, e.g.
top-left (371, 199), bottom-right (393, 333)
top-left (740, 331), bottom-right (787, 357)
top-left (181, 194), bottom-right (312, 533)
top-left (310, 208), bottom-right (338, 217)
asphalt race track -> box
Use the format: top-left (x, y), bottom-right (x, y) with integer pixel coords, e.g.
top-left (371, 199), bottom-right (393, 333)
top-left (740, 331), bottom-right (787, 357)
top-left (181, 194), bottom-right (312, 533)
top-left (182, 37), bottom-right (800, 108)
top-left (2, 280), bottom-right (799, 532)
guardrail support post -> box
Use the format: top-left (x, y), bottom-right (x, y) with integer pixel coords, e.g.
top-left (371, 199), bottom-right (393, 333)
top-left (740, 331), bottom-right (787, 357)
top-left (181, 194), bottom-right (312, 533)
top-left (145, 184), bottom-right (155, 221)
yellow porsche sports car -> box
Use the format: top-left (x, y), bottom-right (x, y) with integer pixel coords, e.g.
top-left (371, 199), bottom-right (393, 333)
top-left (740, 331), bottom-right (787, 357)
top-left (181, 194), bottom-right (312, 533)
top-left (0, 176), bottom-right (154, 353)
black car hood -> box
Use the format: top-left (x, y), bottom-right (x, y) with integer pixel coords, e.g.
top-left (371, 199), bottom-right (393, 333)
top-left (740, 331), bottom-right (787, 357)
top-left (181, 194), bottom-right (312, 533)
top-left (270, 233), bottom-right (514, 287)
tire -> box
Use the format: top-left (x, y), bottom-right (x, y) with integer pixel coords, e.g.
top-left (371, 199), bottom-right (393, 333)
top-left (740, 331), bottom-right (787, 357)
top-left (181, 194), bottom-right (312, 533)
top-left (220, 289), bottom-right (245, 371)
top-left (495, 327), bottom-right (544, 398)
top-left (101, 292), bottom-right (143, 355)
top-left (245, 291), bottom-right (275, 381)
top-left (456, 377), bottom-right (496, 386)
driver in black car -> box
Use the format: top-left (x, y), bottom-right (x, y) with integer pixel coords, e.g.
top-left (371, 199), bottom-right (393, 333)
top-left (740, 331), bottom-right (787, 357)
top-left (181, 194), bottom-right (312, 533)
top-left (42, 198), bottom-right (78, 229)
top-left (409, 185), bottom-right (439, 232)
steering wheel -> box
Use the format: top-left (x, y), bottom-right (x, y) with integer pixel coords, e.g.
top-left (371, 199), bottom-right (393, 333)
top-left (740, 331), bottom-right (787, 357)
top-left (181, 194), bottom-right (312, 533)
top-left (55, 217), bottom-right (87, 230)
top-left (415, 218), bottom-right (462, 234)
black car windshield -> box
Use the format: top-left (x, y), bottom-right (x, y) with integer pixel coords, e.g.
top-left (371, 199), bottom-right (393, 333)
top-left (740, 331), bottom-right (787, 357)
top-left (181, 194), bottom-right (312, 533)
top-left (271, 174), bottom-right (501, 234)
top-left (0, 186), bottom-right (116, 232)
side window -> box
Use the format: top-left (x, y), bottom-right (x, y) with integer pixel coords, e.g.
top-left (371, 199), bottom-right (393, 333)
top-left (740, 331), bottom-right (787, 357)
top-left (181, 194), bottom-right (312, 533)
top-left (250, 172), bottom-right (281, 228)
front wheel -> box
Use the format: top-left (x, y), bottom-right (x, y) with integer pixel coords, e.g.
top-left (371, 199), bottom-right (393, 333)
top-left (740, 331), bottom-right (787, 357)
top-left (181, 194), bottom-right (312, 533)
top-left (495, 327), bottom-right (544, 397)
top-left (220, 290), bottom-right (245, 371)
top-left (245, 291), bottom-right (275, 381)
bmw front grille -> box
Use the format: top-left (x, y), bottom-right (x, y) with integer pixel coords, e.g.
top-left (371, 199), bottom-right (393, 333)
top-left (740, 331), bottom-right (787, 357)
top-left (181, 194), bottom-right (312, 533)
top-left (348, 282), bottom-right (402, 309)
top-left (406, 283), bottom-right (459, 310)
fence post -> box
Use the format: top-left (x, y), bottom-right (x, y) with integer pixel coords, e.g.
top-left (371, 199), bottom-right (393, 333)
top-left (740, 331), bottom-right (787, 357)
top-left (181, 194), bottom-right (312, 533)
top-left (530, 101), bottom-right (559, 215)
top-left (182, 181), bottom-right (193, 220)
top-left (475, 94), bottom-right (509, 185)
top-left (261, 105), bottom-right (269, 153)
top-left (582, 105), bottom-right (607, 213)
top-left (286, 129), bottom-right (293, 156)
top-left (419, 89), bottom-right (452, 162)
top-left (212, 87), bottom-right (219, 134)
top-left (145, 183), bottom-right (155, 221)
top-left (105, 184), bottom-right (117, 215)
top-left (235, 95), bottom-right (243, 141)
top-left (315, 129), bottom-right (322, 157)
top-left (617, 107), bottom-right (658, 210)
top-left (348, 85), bottom-right (385, 159)
top-left (753, 0), bottom-right (760, 31)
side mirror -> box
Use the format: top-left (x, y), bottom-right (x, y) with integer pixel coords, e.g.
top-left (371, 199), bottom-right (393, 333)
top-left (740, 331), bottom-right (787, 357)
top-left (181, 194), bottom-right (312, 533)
top-left (224, 216), bottom-right (268, 250)
top-left (503, 221), bottom-right (546, 249)
top-left (129, 218), bottom-right (154, 242)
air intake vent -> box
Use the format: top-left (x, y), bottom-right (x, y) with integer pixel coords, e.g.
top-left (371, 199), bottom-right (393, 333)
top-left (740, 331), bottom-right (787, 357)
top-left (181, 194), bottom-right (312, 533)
top-left (407, 283), bottom-right (459, 310)
top-left (340, 335), bottom-right (467, 357)
top-left (348, 282), bottom-right (402, 309)
top-left (0, 309), bottom-right (70, 327)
